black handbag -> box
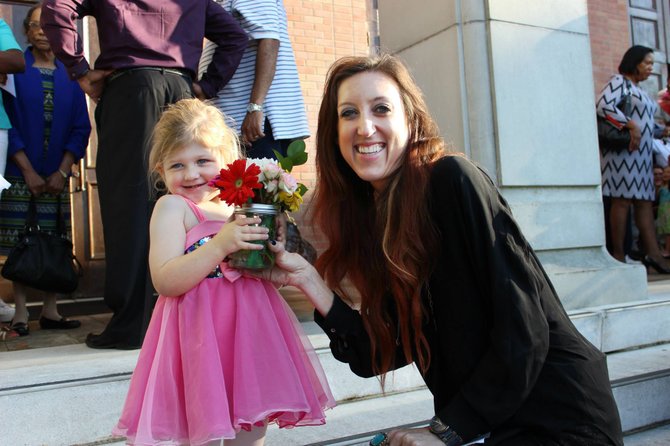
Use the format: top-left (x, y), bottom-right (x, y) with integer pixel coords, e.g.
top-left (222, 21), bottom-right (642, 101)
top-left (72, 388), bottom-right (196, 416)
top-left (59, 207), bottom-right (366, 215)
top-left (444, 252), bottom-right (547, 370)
top-left (597, 79), bottom-right (633, 151)
top-left (1, 196), bottom-right (81, 293)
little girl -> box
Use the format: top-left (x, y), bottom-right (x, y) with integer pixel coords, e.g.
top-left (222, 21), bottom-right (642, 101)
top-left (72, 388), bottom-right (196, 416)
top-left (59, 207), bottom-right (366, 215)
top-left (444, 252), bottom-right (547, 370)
top-left (112, 99), bottom-right (335, 446)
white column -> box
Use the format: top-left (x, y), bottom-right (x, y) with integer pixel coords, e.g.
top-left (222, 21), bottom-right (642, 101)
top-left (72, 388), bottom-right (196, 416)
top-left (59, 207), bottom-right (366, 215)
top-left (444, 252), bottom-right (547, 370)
top-left (378, 0), bottom-right (647, 309)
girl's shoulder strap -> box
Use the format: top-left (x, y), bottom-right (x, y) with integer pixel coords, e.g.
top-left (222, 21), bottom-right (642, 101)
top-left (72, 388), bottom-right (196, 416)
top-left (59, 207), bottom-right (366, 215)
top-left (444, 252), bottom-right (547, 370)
top-left (179, 196), bottom-right (206, 223)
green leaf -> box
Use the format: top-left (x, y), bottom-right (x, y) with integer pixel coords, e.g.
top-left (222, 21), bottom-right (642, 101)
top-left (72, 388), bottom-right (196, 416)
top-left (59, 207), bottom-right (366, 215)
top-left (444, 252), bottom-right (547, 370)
top-left (286, 140), bottom-right (307, 167)
top-left (274, 150), bottom-right (290, 170)
top-left (297, 183), bottom-right (308, 196)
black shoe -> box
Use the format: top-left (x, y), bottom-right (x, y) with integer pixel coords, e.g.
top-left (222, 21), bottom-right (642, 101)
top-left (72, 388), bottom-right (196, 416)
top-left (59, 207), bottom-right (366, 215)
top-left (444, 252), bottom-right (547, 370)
top-left (642, 256), bottom-right (670, 274)
top-left (85, 332), bottom-right (140, 350)
top-left (39, 316), bottom-right (81, 330)
top-left (10, 321), bottom-right (29, 336)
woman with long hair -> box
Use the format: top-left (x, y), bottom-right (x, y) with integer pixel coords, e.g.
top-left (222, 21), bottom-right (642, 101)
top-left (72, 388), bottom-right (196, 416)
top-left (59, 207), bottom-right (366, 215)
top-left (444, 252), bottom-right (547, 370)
top-left (256, 54), bottom-right (624, 445)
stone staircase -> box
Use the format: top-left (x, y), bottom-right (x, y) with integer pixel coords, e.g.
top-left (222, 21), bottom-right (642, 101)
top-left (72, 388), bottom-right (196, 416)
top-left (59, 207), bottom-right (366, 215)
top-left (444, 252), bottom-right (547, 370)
top-left (2, 283), bottom-right (670, 446)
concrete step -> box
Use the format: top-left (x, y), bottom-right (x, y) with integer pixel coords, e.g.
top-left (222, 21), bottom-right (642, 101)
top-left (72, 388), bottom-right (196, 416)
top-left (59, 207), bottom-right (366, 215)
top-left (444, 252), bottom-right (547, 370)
top-left (3, 294), bottom-right (670, 446)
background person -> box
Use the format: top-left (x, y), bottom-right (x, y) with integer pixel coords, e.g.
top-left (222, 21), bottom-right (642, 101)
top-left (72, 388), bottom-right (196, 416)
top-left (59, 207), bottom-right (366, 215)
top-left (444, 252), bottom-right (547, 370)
top-left (41, 0), bottom-right (247, 349)
top-left (0, 3), bottom-right (89, 336)
top-left (201, 0), bottom-right (310, 159)
top-left (597, 45), bottom-right (670, 273)
top-left (0, 17), bottom-right (24, 328)
top-left (256, 55), bottom-right (624, 446)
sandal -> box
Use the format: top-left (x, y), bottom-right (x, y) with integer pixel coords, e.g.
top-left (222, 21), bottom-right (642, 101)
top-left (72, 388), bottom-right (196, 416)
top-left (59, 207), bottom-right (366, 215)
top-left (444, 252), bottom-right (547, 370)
top-left (0, 325), bottom-right (18, 340)
top-left (10, 321), bottom-right (29, 336)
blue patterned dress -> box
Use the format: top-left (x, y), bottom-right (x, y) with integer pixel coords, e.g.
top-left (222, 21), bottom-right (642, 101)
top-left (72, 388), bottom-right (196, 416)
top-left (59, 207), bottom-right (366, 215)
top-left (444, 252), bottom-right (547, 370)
top-left (598, 74), bottom-right (657, 201)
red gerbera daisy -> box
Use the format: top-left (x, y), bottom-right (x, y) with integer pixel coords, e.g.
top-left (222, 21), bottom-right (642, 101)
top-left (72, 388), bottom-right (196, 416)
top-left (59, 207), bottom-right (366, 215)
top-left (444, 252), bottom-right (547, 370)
top-left (210, 159), bottom-right (262, 206)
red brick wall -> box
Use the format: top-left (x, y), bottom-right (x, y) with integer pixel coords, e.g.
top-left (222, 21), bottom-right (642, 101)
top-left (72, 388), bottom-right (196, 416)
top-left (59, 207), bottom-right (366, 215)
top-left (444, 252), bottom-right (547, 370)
top-left (285, 0), bottom-right (371, 252)
top-left (587, 0), bottom-right (631, 95)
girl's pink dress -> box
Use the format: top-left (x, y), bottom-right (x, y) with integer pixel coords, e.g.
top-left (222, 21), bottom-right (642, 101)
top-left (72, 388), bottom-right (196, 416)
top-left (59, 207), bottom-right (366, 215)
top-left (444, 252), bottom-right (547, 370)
top-left (113, 198), bottom-right (335, 445)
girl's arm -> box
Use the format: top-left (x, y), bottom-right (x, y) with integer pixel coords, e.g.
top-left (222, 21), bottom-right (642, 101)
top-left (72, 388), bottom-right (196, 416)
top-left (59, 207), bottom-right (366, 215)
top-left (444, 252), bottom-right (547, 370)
top-left (149, 195), bottom-right (268, 297)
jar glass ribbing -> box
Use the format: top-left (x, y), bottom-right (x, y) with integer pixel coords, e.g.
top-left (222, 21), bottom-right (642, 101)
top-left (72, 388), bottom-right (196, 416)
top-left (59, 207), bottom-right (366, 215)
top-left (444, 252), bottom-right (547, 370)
top-left (228, 203), bottom-right (278, 270)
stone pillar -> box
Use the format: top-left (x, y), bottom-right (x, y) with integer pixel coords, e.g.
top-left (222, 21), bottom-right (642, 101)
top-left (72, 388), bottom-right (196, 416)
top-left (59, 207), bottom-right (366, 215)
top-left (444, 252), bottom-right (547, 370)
top-left (377, 0), bottom-right (647, 310)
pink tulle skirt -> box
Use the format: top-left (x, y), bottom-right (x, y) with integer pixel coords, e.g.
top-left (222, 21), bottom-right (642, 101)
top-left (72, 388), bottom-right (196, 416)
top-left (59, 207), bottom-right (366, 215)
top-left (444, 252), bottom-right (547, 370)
top-left (112, 278), bottom-right (335, 445)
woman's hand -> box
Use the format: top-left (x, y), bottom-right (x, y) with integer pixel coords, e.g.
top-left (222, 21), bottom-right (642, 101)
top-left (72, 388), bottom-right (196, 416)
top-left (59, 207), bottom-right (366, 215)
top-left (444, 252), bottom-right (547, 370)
top-left (628, 121), bottom-right (641, 151)
top-left (23, 170), bottom-right (46, 196)
top-left (387, 428), bottom-right (445, 445)
top-left (45, 171), bottom-right (67, 195)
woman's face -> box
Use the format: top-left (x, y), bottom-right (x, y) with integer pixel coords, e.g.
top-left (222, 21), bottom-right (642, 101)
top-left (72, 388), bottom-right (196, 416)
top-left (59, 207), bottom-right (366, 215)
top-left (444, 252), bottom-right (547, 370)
top-left (26, 8), bottom-right (51, 53)
top-left (636, 52), bottom-right (654, 82)
top-left (336, 71), bottom-right (410, 192)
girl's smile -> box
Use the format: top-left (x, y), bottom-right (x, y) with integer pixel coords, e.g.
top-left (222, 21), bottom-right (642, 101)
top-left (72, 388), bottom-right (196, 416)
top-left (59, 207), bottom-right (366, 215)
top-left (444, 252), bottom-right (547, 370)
top-left (160, 143), bottom-right (221, 203)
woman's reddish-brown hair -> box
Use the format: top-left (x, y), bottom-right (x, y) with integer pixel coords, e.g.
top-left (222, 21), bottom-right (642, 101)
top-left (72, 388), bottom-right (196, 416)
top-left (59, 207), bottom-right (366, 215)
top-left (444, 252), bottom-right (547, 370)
top-left (313, 54), bottom-right (447, 382)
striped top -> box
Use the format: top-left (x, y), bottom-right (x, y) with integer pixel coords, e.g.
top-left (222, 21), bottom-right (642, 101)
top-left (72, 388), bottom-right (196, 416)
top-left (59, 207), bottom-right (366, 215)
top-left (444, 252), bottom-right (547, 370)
top-left (200, 0), bottom-right (310, 141)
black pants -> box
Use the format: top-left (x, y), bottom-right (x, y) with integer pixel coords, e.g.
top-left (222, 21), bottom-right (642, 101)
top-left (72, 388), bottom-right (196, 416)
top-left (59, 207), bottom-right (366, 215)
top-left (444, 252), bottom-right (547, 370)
top-left (245, 118), bottom-right (293, 160)
top-left (94, 68), bottom-right (192, 346)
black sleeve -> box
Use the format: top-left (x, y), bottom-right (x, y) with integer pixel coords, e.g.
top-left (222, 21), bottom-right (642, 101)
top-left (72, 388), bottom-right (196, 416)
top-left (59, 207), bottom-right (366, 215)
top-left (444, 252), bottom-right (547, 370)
top-left (314, 294), bottom-right (410, 378)
top-left (432, 156), bottom-right (551, 440)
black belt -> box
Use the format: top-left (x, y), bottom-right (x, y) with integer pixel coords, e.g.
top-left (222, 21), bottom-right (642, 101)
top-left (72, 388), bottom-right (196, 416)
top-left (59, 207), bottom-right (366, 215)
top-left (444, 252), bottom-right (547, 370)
top-left (107, 67), bottom-right (191, 84)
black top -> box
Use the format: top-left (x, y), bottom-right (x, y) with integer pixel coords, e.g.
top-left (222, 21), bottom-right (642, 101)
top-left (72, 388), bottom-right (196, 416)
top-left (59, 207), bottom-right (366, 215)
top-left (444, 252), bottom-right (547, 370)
top-left (315, 156), bottom-right (623, 445)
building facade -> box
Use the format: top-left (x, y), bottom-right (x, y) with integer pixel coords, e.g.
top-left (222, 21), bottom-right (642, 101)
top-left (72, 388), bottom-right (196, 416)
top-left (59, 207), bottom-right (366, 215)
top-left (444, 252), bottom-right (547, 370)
top-left (0, 0), bottom-right (666, 312)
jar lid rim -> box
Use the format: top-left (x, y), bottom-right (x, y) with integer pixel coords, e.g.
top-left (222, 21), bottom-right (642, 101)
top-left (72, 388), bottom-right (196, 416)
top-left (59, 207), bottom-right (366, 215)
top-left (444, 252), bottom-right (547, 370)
top-left (236, 203), bottom-right (280, 212)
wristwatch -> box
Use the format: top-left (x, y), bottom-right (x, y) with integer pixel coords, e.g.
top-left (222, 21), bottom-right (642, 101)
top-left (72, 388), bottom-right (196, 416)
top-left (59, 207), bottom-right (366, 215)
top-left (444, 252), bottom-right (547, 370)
top-left (429, 416), bottom-right (464, 446)
top-left (246, 102), bottom-right (263, 113)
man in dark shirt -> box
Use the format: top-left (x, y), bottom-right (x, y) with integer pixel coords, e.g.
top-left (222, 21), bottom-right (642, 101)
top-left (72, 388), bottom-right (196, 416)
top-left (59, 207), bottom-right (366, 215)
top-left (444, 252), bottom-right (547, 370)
top-left (41, 0), bottom-right (247, 349)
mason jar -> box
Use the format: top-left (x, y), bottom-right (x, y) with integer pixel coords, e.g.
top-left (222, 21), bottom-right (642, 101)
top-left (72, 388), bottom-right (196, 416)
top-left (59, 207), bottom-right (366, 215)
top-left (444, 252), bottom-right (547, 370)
top-left (228, 203), bottom-right (279, 270)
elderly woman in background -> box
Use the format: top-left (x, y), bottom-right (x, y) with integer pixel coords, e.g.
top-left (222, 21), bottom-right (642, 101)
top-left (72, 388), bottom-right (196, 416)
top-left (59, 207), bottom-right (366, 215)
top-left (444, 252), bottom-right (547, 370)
top-left (1, 3), bottom-right (90, 336)
top-left (597, 45), bottom-right (670, 273)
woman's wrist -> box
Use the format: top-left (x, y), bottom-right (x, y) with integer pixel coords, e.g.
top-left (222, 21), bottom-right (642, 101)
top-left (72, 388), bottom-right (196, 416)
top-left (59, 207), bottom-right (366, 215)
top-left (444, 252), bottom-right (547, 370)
top-left (296, 264), bottom-right (334, 316)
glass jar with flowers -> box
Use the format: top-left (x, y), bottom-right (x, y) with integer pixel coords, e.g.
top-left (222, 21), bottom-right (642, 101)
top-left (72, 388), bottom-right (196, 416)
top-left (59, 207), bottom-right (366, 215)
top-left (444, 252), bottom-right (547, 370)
top-left (209, 141), bottom-right (308, 269)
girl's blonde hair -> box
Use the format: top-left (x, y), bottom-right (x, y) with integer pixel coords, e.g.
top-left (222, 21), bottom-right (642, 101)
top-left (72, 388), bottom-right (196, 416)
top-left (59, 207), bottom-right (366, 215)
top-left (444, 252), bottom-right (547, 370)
top-left (149, 98), bottom-right (241, 193)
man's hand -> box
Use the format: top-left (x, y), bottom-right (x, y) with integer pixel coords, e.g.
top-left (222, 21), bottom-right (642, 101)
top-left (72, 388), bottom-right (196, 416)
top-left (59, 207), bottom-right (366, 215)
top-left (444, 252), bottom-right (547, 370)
top-left (241, 110), bottom-right (265, 146)
top-left (78, 69), bottom-right (113, 103)
top-left (192, 82), bottom-right (206, 100)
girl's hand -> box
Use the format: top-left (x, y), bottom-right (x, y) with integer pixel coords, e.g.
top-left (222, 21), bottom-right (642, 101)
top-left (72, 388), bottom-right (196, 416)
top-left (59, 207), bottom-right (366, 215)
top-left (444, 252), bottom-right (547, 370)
top-left (214, 216), bottom-right (269, 258)
top-left (387, 428), bottom-right (445, 445)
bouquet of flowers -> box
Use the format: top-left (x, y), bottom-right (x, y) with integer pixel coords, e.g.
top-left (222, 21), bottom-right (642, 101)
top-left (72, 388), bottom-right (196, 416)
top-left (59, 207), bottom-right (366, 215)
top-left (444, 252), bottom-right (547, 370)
top-left (209, 141), bottom-right (308, 269)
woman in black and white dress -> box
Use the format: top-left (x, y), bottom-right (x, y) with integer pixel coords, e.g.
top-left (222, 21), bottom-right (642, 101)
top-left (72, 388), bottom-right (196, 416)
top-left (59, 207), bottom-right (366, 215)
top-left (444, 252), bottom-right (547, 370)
top-left (597, 45), bottom-right (670, 273)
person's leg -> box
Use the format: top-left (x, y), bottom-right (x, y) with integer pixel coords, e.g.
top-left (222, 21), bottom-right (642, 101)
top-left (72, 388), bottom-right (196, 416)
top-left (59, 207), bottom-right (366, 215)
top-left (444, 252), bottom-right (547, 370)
top-left (88, 70), bottom-right (192, 349)
top-left (609, 197), bottom-right (632, 262)
top-left (9, 282), bottom-right (29, 335)
top-left (634, 199), bottom-right (670, 269)
top-left (11, 282), bottom-right (28, 324)
top-left (223, 423), bottom-right (267, 446)
top-left (41, 293), bottom-right (60, 320)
